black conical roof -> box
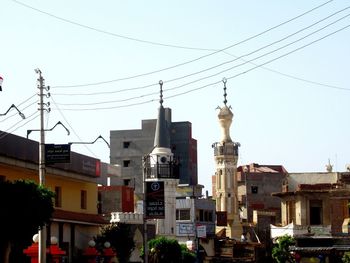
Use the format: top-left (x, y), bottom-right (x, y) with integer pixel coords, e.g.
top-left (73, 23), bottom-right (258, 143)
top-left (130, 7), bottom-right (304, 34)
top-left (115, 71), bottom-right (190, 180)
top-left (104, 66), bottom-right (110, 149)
top-left (154, 105), bottom-right (170, 148)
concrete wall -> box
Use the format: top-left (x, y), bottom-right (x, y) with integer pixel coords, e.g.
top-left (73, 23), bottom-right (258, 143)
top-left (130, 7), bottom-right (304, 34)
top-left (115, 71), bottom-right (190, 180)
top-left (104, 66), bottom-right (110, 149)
top-left (288, 173), bottom-right (338, 191)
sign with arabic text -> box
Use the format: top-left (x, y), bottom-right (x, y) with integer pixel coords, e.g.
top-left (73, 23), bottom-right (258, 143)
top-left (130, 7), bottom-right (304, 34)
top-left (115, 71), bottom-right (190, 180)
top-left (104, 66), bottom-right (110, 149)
top-left (146, 181), bottom-right (165, 219)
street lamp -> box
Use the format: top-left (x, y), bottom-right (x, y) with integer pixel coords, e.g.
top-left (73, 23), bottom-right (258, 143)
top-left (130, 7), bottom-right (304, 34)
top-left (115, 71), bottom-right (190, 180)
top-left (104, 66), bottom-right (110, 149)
top-left (68, 135), bottom-right (110, 148)
top-left (0, 104), bottom-right (25, 119)
top-left (27, 121), bottom-right (70, 138)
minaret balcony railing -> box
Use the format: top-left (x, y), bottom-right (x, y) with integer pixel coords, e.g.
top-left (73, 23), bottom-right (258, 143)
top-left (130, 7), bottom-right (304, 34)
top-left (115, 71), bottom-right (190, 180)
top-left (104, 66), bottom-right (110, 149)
top-left (144, 162), bottom-right (180, 179)
top-left (212, 143), bottom-right (239, 157)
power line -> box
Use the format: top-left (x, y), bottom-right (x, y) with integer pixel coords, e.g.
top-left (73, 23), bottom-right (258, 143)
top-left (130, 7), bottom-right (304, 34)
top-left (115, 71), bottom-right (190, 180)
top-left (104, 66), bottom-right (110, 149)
top-left (0, 111), bottom-right (39, 140)
top-left (21, 0), bottom-right (333, 88)
top-left (0, 94), bottom-right (38, 122)
top-left (224, 50), bottom-right (348, 91)
top-left (53, 6), bottom-right (350, 98)
top-left (53, 18), bottom-right (350, 107)
top-left (52, 23), bottom-right (350, 111)
top-left (11, 0), bottom-right (215, 52)
top-left (50, 96), bottom-right (99, 158)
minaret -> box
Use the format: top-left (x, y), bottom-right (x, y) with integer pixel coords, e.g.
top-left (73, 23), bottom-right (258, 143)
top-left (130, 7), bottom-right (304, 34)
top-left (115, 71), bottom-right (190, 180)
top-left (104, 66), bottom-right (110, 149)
top-left (213, 78), bottom-right (242, 239)
top-left (144, 80), bottom-right (179, 238)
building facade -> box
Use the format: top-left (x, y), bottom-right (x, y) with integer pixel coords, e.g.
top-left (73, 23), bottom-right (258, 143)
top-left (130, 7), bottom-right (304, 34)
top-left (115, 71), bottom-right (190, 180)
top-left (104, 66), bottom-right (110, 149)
top-left (236, 164), bottom-right (287, 223)
top-left (176, 184), bottom-right (216, 257)
top-left (110, 108), bottom-right (197, 203)
top-left (272, 171), bottom-right (350, 262)
top-left (0, 131), bottom-right (107, 262)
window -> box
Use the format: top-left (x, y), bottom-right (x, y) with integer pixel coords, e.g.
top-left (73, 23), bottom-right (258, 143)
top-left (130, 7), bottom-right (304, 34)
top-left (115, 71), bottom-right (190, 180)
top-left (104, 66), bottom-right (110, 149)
top-left (97, 192), bottom-right (102, 214)
top-left (123, 160), bottom-right (131, 167)
top-left (251, 186), bottom-right (258, 194)
top-left (287, 200), bottom-right (296, 224)
top-left (55, 186), bottom-right (62, 207)
top-left (124, 179), bottom-right (131, 186)
top-left (199, 209), bottom-right (204, 221)
top-left (198, 210), bottom-right (214, 222)
top-left (176, 209), bottom-right (190, 220)
top-left (123, 141), bottom-right (130, 148)
top-left (309, 200), bottom-right (322, 225)
top-left (208, 211), bottom-right (213, 222)
top-left (81, 190), bottom-right (87, 209)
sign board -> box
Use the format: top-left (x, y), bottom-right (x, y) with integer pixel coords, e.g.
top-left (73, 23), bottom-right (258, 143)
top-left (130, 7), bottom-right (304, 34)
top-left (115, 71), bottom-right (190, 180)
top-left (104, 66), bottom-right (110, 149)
top-left (146, 181), bottom-right (165, 219)
top-left (179, 223), bottom-right (195, 235)
top-left (45, 144), bottom-right (71, 164)
top-left (197, 225), bottom-right (207, 238)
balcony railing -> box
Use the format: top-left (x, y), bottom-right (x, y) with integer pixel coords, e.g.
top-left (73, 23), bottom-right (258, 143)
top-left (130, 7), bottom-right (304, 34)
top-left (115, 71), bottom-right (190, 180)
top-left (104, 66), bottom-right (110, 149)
top-left (143, 156), bottom-right (180, 179)
top-left (212, 142), bottom-right (239, 157)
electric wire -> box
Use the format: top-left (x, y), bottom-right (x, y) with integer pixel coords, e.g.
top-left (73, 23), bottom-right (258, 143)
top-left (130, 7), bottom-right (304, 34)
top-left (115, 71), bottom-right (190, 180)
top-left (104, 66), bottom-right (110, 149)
top-left (0, 111), bottom-right (39, 140)
top-left (0, 94), bottom-right (38, 122)
top-left (11, 0), bottom-right (215, 52)
top-left (20, 0), bottom-right (334, 88)
top-left (50, 95), bottom-right (99, 158)
top-left (54, 17), bottom-right (350, 107)
top-left (53, 6), bottom-right (350, 98)
top-left (223, 49), bottom-right (347, 91)
top-left (53, 23), bottom-right (350, 111)
top-left (166, 23), bottom-right (350, 100)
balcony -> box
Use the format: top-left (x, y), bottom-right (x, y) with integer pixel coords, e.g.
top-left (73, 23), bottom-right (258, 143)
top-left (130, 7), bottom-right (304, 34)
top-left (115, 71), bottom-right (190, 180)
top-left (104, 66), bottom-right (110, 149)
top-left (212, 143), bottom-right (239, 157)
top-left (143, 157), bottom-right (180, 179)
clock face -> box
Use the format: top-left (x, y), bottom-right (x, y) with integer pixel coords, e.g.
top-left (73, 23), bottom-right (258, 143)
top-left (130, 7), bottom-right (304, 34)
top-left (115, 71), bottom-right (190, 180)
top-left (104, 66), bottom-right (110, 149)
top-left (160, 156), bottom-right (167, 163)
top-left (151, 182), bottom-right (160, 191)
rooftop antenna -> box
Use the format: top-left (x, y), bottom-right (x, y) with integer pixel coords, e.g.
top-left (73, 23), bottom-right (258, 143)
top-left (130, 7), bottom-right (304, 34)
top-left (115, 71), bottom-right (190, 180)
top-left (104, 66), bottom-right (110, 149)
top-left (222, 77), bottom-right (227, 106)
top-left (159, 80), bottom-right (163, 106)
top-left (326, 159), bottom-right (333, 172)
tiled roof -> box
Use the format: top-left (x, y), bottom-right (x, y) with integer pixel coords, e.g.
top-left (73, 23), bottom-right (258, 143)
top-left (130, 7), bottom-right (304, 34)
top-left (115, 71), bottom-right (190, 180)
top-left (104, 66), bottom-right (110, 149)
top-left (52, 209), bottom-right (108, 225)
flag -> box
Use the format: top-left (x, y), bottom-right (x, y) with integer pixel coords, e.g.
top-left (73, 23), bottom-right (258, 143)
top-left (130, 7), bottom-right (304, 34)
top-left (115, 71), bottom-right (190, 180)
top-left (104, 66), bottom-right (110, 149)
top-left (0, 76), bottom-right (3, 91)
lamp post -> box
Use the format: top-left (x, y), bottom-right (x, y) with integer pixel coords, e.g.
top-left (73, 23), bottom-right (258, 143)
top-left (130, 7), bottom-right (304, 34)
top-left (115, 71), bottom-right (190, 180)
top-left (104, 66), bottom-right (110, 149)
top-left (142, 156), bottom-right (148, 263)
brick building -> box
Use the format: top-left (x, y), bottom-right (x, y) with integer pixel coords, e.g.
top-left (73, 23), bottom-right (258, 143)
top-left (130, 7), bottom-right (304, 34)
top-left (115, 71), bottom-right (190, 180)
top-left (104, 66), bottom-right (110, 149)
top-left (272, 171), bottom-right (350, 262)
top-left (236, 163), bottom-right (287, 224)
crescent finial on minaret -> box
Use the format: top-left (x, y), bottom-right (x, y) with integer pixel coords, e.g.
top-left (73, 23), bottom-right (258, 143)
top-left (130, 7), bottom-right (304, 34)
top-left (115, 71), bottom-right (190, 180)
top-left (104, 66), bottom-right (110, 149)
top-left (159, 80), bottom-right (163, 106)
top-left (222, 77), bottom-right (227, 106)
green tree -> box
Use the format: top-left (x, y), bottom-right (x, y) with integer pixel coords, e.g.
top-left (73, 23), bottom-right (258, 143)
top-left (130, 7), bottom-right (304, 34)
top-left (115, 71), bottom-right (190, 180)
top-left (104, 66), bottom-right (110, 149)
top-left (141, 237), bottom-right (183, 263)
top-left (271, 235), bottom-right (296, 263)
top-left (95, 223), bottom-right (135, 263)
top-left (0, 180), bottom-right (55, 263)
top-left (180, 244), bottom-right (196, 263)
top-left (343, 251), bottom-right (350, 263)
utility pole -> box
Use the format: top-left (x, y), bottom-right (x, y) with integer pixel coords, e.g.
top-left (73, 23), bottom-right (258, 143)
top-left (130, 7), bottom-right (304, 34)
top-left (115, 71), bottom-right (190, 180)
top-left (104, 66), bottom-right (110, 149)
top-left (35, 68), bottom-right (49, 263)
top-left (142, 156), bottom-right (148, 263)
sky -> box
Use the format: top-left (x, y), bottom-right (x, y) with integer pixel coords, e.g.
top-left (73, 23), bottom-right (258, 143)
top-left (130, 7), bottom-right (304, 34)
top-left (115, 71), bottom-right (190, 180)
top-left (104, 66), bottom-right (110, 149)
top-left (1, 0), bottom-right (349, 195)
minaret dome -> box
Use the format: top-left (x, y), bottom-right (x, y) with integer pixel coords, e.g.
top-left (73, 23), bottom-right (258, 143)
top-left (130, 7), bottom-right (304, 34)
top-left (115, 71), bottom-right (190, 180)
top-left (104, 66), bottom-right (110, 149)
top-left (217, 78), bottom-right (233, 143)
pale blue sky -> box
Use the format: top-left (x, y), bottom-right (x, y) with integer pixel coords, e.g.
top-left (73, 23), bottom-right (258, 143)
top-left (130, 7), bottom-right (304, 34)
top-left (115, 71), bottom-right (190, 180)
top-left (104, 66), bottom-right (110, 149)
top-left (1, 0), bottom-right (349, 194)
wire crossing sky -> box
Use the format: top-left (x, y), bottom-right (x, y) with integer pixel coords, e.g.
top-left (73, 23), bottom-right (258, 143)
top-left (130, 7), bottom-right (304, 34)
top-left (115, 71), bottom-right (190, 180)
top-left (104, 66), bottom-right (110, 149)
top-left (1, 0), bottom-right (349, 194)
